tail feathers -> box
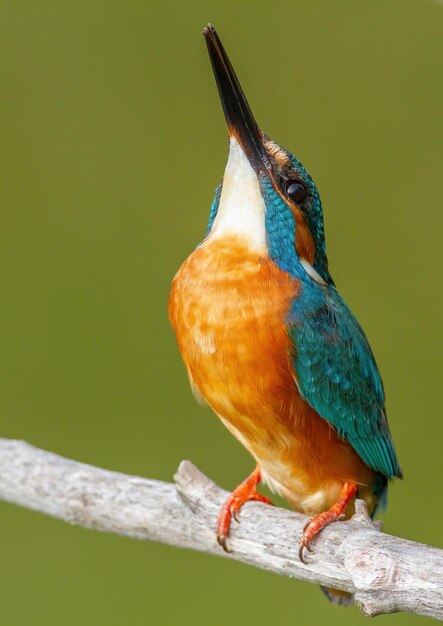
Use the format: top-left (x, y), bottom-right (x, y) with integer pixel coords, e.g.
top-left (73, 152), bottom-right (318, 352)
top-left (371, 473), bottom-right (389, 517)
top-left (320, 586), bottom-right (354, 607)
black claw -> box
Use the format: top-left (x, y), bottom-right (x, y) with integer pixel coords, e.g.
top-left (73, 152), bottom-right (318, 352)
top-left (299, 539), bottom-right (313, 563)
top-left (217, 535), bottom-right (231, 553)
top-left (232, 509), bottom-right (240, 523)
top-left (299, 528), bottom-right (315, 563)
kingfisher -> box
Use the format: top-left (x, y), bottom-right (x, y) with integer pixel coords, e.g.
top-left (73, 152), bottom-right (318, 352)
top-left (169, 24), bottom-right (401, 601)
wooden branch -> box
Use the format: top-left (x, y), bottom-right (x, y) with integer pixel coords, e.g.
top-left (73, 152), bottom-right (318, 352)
top-left (0, 439), bottom-right (441, 620)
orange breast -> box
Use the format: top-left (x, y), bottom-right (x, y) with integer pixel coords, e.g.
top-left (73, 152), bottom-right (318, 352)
top-left (169, 235), bottom-right (374, 514)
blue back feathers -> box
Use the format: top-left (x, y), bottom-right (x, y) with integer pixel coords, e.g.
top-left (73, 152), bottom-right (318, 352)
top-left (290, 284), bottom-right (401, 480)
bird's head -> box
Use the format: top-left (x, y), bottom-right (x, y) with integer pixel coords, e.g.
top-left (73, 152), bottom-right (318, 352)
top-left (203, 25), bottom-right (332, 286)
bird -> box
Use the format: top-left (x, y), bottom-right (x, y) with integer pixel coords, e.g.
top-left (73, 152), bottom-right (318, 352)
top-left (168, 24), bottom-right (401, 602)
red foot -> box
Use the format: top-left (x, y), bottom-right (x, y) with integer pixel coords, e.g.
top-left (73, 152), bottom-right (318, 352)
top-left (217, 466), bottom-right (273, 552)
top-left (299, 482), bottom-right (357, 563)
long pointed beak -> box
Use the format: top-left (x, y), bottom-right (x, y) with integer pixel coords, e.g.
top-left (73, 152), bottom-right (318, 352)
top-left (203, 24), bottom-right (271, 174)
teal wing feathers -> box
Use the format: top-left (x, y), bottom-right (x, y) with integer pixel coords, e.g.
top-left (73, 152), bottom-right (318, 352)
top-left (289, 283), bottom-right (401, 480)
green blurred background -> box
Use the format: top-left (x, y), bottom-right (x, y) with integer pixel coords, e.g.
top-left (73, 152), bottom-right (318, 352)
top-left (0, 0), bottom-right (441, 624)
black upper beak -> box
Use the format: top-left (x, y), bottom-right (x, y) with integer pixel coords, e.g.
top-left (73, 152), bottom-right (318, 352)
top-left (203, 24), bottom-right (271, 174)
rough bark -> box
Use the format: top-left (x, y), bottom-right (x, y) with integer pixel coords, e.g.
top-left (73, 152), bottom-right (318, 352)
top-left (0, 438), bottom-right (441, 619)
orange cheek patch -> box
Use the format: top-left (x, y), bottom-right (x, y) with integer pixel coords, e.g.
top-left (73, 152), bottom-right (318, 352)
top-left (294, 208), bottom-right (315, 265)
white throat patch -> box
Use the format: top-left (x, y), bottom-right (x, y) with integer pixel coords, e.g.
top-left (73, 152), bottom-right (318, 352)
top-left (300, 258), bottom-right (327, 286)
top-left (208, 137), bottom-right (267, 251)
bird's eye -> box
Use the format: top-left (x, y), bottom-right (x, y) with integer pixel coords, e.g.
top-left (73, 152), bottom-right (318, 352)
top-left (285, 180), bottom-right (307, 205)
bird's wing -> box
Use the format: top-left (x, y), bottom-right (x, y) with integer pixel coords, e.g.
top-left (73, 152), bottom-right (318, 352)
top-left (289, 285), bottom-right (401, 479)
